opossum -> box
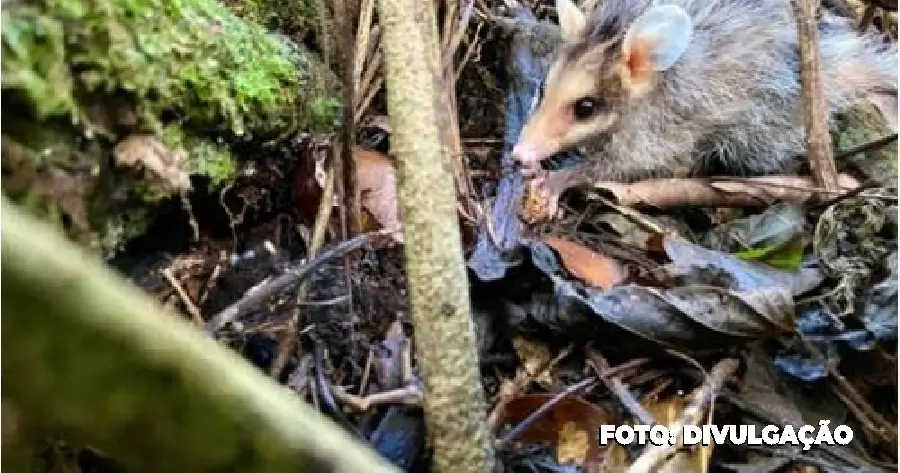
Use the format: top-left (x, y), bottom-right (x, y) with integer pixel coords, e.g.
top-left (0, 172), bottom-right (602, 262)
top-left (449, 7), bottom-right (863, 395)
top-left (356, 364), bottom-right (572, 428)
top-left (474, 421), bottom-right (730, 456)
top-left (511, 0), bottom-right (897, 215)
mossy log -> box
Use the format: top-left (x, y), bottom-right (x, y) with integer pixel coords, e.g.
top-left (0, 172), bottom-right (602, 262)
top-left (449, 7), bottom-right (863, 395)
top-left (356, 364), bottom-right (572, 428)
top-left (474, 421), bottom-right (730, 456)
top-left (1, 196), bottom-right (401, 473)
top-left (1, 0), bottom-right (339, 138)
top-left (1, 0), bottom-right (340, 253)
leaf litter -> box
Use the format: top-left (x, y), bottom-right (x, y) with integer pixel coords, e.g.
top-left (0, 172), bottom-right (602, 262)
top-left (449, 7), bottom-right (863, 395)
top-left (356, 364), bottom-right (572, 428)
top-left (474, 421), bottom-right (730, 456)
top-left (25, 0), bottom-right (900, 472)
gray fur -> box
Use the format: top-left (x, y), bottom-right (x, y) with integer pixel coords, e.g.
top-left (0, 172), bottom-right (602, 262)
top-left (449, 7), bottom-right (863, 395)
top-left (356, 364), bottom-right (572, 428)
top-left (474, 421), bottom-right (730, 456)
top-left (570, 0), bottom-right (897, 182)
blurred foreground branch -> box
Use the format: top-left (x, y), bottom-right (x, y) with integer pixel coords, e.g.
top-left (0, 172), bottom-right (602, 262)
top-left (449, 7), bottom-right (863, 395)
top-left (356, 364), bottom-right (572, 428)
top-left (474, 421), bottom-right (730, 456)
top-left (0, 197), bottom-right (399, 473)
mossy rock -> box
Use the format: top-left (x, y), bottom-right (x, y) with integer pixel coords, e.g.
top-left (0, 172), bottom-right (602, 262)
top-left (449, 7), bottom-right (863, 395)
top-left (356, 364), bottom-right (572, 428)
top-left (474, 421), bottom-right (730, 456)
top-left (1, 0), bottom-right (340, 254)
top-left (1, 0), bottom-right (339, 139)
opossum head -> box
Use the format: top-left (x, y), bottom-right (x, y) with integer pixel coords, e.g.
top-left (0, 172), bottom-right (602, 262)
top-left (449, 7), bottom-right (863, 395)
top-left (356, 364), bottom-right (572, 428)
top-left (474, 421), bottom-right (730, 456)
top-left (512, 0), bottom-right (694, 166)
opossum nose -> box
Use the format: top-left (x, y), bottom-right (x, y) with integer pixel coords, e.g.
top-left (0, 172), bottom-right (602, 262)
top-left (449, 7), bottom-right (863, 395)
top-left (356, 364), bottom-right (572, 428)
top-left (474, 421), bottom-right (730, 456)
top-left (512, 143), bottom-right (539, 164)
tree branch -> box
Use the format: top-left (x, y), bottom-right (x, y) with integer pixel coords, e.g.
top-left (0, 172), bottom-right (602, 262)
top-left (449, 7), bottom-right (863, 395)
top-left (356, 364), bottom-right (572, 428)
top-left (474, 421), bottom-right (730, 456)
top-left (376, 0), bottom-right (495, 471)
top-left (0, 197), bottom-right (399, 473)
top-left (792, 0), bottom-right (840, 190)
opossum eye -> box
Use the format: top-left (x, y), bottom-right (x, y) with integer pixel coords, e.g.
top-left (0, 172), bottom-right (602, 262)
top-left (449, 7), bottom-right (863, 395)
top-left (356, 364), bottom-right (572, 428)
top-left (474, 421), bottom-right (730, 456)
top-left (573, 97), bottom-right (601, 120)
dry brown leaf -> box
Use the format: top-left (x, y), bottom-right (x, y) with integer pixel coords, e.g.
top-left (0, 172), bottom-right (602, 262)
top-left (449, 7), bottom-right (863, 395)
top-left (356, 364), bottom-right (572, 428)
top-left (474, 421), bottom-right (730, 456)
top-left (542, 236), bottom-right (627, 289)
top-left (355, 147), bottom-right (401, 237)
top-left (308, 145), bottom-right (402, 245)
top-left (114, 134), bottom-right (191, 193)
top-left (510, 334), bottom-right (553, 388)
top-left (500, 394), bottom-right (611, 473)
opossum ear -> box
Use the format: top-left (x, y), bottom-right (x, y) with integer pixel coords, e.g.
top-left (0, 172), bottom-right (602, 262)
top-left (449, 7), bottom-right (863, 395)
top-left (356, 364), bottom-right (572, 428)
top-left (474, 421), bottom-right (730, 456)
top-left (621, 5), bottom-right (693, 95)
top-left (556, 0), bottom-right (587, 43)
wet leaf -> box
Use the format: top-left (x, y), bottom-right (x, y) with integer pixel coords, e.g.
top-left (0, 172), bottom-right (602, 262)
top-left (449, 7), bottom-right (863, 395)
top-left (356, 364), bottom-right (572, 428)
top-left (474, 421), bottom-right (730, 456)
top-left (795, 307), bottom-right (876, 352)
top-left (662, 235), bottom-right (824, 297)
top-left (500, 394), bottom-right (611, 473)
top-left (813, 194), bottom-right (894, 317)
top-left (772, 353), bottom-right (829, 382)
top-left (737, 346), bottom-right (847, 428)
top-left (733, 236), bottom-right (806, 271)
top-left (465, 3), bottom-right (545, 281)
top-left (651, 285), bottom-right (792, 337)
top-left (542, 236), bottom-right (627, 289)
top-left (705, 203), bottom-right (806, 254)
top-left (523, 241), bottom-right (795, 353)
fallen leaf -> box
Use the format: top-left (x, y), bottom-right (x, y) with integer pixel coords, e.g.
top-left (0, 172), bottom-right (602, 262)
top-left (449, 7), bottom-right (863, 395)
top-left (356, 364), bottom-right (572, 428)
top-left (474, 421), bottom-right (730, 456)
top-left (500, 394), bottom-right (611, 473)
top-left (662, 235), bottom-right (824, 297)
top-left (704, 203), bottom-right (806, 253)
top-left (542, 236), bottom-right (627, 289)
top-left (114, 134), bottom-right (192, 193)
top-left (522, 241), bottom-right (795, 354)
top-left (700, 203), bottom-right (808, 271)
top-left (355, 147), bottom-right (401, 238)
top-left (732, 237), bottom-right (805, 271)
top-left (308, 145), bottom-right (403, 245)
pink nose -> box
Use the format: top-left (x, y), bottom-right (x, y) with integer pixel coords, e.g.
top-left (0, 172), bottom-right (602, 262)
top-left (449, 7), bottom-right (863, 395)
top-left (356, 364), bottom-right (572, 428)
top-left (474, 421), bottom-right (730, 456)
top-left (512, 143), bottom-right (537, 164)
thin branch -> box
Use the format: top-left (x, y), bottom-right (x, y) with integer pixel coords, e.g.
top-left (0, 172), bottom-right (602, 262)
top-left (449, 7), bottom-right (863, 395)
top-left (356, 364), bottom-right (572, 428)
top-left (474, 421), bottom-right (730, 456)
top-left (591, 174), bottom-right (864, 209)
top-left (160, 267), bottom-right (204, 326)
top-left (792, 0), bottom-right (840, 190)
top-left (497, 377), bottom-right (599, 446)
top-left (586, 346), bottom-right (656, 426)
top-left (204, 232), bottom-right (375, 335)
top-left (269, 155), bottom-right (338, 377)
top-left (0, 197), bottom-right (401, 473)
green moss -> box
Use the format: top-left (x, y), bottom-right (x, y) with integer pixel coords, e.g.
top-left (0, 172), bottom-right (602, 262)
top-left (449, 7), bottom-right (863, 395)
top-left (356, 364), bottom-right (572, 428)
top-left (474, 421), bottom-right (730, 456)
top-left (225, 0), bottom-right (316, 41)
top-left (2, 0), bottom-right (338, 253)
top-left (1, 0), bottom-right (338, 139)
top-left (160, 125), bottom-right (236, 186)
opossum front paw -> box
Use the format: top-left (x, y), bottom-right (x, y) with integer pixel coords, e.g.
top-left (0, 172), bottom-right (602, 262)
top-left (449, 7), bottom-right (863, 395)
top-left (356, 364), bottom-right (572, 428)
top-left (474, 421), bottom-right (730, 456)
top-left (521, 169), bottom-right (575, 223)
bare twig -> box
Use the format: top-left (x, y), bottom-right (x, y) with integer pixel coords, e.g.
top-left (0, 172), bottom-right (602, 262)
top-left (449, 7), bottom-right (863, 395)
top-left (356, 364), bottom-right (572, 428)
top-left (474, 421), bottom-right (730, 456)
top-left (198, 251), bottom-right (227, 307)
top-left (586, 346), bottom-right (656, 426)
top-left (332, 0), bottom-right (362, 235)
top-left (269, 159), bottom-right (337, 377)
top-left (204, 231), bottom-right (375, 335)
top-left (591, 174), bottom-right (864, 209)
top-left (378, 0), bottom-right (494, 467)
top-left (160, 268), bottom-right (204, 326)
top-left (627, 358), bottom-right (740, 473)
top-left (497, 377), bottom-right (599, 446)
top-left (314, 343), bottom-right (361, 436)
top-left (792, 0), bottom-right (840, 190)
